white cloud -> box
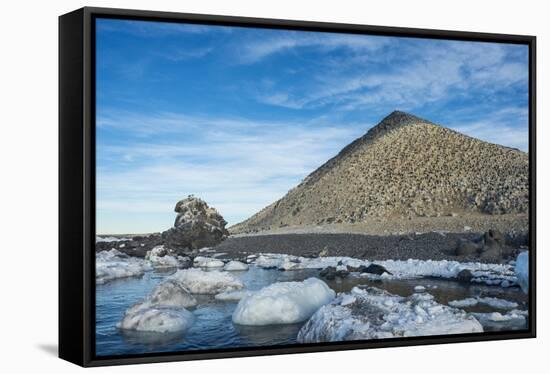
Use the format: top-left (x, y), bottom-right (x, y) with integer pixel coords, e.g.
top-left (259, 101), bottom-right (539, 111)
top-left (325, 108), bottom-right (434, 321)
top-left (255, 40), bottom-right (528, 112)
top-left (239, 32), bottom-right (390, 63)
top-left (448, 107), bottom-right (529, 152)
top-left (96, 112), bottom-right (366, 233)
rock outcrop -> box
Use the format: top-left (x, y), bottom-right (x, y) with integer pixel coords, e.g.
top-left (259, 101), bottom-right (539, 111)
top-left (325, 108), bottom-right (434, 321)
top-left (96, 196), bottom-right (228, 257)
top-left (162, 195), bottom-right (229, 253)
top-left (231, 111), bottom-right (528, 234)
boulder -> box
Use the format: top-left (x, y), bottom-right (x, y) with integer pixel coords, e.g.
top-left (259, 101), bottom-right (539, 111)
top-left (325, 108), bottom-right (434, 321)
top-left (455, 238), bottom-right (480, 257)
top-left (361, 264), bottom-right (392, 276)
top-left (319, 266), bottom-right (337, 280)
top-left (456, 269), bottom-right (473, 283)
top-left (162, 196), bottom-right (229, 253)
top-left (319, 266), bottom-right (349, 280)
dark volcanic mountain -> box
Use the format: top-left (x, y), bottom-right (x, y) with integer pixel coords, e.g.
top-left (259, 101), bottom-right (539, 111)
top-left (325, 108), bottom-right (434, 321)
top-left (231, 111), bottom-right (529, 234)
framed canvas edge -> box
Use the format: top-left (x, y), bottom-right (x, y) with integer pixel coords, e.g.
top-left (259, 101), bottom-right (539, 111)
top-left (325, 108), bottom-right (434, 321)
top-left (58, 6), bottom-right (537, 368)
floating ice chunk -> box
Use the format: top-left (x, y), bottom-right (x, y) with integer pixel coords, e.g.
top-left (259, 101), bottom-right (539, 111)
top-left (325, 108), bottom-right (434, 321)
top-left (118, 307), bottom-right (194, 333)
top-left (146, 246), bottom-right (190, 269)
top-left (414, 285), bottom-right (426, 292)
top-left (96, 249), bottom-right (151, 284)
top-left (215, 290), bottom-right (256, 301)
top-left (340, 295), bottom-right (356, 306)
top-left (471, 310), bottom-right (528, 330)
top-left (448, 297), bottom-right (518, 310)
top-left (224, 261), bottom-right (249, 271)
top-left (448, 298), bottom-right (478, 308)
top-left (280, 259), bottom-right (304, 271)
top-left (515, 252), bottom-right (529, 293)
top-left (255, 255), bottom-right (284, 269)
top-left (171, 268), bottom-right (243, 294)
top-left (193, 256), bottom-right (225, 268)
top-left (252, 253), bottom-right (516, 286)
top-left (297, 287), bottom-right (483, 343)
top-left (117, 278), bottom-right (197, 333)
top-left (232, 278), bottom-right (335, 326)
top-left (139, 279), bottom-right (197, 309)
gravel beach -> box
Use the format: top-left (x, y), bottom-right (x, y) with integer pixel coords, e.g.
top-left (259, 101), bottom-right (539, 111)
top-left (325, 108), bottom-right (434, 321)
top-left (213, 231), bottom-right (527, 263)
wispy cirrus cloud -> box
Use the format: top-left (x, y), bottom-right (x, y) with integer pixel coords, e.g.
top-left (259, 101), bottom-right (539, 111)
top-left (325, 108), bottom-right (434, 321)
top-left (448, 107), bottom-right (529, 152)
top-left (255, 40), bottom-right (528, 112)
top-left (96, 19), bottom-right (229, 37)
top-left (238, 32), bottom-right (391, 63)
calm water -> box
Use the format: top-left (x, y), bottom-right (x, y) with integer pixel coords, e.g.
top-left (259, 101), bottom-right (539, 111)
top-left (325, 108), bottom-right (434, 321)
top-left (96, 266), bottom-right (528, 356)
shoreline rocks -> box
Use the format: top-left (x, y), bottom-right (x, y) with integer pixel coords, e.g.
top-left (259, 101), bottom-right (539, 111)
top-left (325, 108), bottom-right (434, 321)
top-left (96, 196), bottom-right (229, 258)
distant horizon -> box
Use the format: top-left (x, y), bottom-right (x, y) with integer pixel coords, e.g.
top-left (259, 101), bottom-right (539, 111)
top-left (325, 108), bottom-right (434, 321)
top-left (96, 18), bottom-right (529, 234)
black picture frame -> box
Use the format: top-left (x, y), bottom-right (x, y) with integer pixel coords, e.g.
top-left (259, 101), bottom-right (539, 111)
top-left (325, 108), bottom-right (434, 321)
top-left (59, 6), bottom-right (537, 367)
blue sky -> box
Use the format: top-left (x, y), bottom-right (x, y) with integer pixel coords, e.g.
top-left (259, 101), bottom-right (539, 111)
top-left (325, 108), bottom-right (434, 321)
top-left (95, 18), bottom-right (529, 234)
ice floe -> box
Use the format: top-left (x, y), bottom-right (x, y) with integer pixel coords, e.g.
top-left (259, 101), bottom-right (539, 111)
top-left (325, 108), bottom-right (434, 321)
top-left (297, 286), bottom-right (483, 343)
top-left (515, 251), bottom-right (529, 293)
top-left (471, 310), bottom-right (528, 330)
top-left (448, 297), bottom-right (518, 310)
top-left (118, 279), bottom-right (197, 333)
top-left (96, 249), bottom-right (151, 284)
top-left (224, 260), bottom-right (249, 271)
top-left (118, 306), bottom-right (194, 333)
top-left (171, 268), bottom-right (244, 294)
top-left (145, 245), bottom-right (191, 269)
top-left (232, 278), bottom-right (335, 326)
top-left (193, 256), bottom-right (225, 268)
top-left (215, 290), bottom-right (256, 301)
top-left (250, 253), bottom-right (518, 287)
top-left (95, 236), bottom-right (129, 242)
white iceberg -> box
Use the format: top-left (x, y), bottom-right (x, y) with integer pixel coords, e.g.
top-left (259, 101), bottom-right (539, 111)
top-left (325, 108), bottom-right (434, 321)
top-left (171, 268), bottom-right (244, 294)
top-left (96, 249), bottom-right (151, 284)
top-left (224, 260), bottom-right (249, 271)
top-left (297, 286), bottom-right (483, 343)
top-left (215, 290), bottom-right (256, 301)
top-left (515, 251), bottom-right (529, 293)
top-left (117, 307), bottom-right (194, 333)
top-left (232, 278), bottom-right (335, 326)
top-left (448, 297), bottom-right (518, 310)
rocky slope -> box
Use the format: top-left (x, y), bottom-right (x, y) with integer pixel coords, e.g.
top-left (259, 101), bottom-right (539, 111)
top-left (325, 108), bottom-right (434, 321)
top-left (231, 111), bottom-right (528, 234)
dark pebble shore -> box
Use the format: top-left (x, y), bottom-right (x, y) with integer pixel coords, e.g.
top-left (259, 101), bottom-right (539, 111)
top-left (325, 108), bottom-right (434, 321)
top-left (213, 232), bottom-right (527, 263)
